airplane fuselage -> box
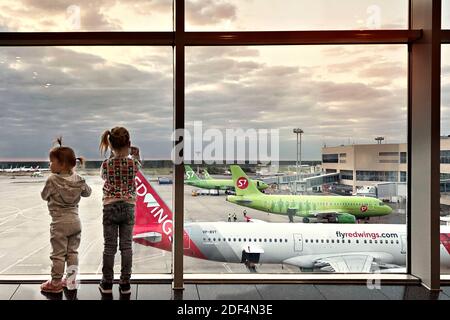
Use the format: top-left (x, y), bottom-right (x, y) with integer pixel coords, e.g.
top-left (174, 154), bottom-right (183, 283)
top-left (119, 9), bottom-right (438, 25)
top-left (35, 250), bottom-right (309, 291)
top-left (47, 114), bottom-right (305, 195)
top-left (186, 179), bottom-right (268, 191)
top-left (226, 194), bottom-right (392, 219)
top-left (135, 222), bottom-right (450, 271)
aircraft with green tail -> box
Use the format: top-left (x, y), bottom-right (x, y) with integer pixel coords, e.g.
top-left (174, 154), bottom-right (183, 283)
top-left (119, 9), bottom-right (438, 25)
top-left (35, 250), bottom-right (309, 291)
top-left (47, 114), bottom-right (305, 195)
top-left (226, 165), bottom-right (392, 223)
top-left (184, 165), bottom-right (269, 192)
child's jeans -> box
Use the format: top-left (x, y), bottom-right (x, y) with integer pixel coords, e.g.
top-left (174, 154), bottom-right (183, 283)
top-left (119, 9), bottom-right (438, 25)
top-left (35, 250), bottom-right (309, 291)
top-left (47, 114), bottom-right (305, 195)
top-left (50, 219), bottom-right (81, 280)
top-left (101, 201), bottom-right (135, 283)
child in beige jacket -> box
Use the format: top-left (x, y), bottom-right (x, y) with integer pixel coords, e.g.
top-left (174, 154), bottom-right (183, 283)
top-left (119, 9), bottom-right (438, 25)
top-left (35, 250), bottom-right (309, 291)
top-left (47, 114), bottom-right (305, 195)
top-left (40, 138), bottom-right (91, 293)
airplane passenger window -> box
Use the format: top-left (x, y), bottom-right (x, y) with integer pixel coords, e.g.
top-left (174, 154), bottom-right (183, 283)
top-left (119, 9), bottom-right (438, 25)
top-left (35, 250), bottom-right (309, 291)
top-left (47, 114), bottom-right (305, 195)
top-left (348, 240), bottom-right (351, 243)
top-left (244, 238), bottom-right (246, 241)
top-left (326, 240), bottom-right (329, 243)
top-left (356, 240), bottom-right (359, 244)
top-left (274, 239), bottom-right (277, 242)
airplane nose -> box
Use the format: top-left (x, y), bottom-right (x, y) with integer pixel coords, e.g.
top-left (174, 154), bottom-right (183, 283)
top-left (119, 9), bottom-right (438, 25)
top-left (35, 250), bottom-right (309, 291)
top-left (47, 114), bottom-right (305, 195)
top-left (385, 205), bottom-right (393, 215)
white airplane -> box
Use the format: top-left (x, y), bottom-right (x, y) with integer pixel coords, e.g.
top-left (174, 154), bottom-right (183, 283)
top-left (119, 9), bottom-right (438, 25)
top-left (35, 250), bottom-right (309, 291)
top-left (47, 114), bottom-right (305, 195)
top-left (132, 172), bottom-right (450, 273)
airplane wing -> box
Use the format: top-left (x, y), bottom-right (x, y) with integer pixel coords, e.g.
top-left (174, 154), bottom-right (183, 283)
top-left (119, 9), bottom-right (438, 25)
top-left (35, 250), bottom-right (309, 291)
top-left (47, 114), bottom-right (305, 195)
top-left (315, 255), bottom-right (374, 273)
top-left (283, 252), bottom-right (396, 273)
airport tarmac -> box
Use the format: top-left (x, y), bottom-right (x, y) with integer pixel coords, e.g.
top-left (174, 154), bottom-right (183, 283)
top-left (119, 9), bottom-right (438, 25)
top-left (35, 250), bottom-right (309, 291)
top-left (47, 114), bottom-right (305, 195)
top-left (0, 172), bottom-right (407, 276)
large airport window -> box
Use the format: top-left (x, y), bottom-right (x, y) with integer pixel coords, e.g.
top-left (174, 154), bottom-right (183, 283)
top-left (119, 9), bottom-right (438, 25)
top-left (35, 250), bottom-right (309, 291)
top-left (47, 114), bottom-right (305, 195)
top-left (379, 152), bottom-right (399, 157)
top-left (400, 171), bottom-right (407, 183)
top-left (323, 154), bottom-right (339, 163)
top-left (186, 0), bottom-right (408, 31)
top-left (441, 150), bottom-right (450, 164)
top-left (340, 170), bottom-right (353, 180)
top-left (0, 46), bottom-right (174, 275)
top-left (356, 171), bottom-right (399, 182)
top-left (0, 1), bottom-right (174, 31)
top-left (400, 152), bottom-right (407, 164)
top-left (184, 45), bottom-right (406, 274)
top-left (444, 0), bottom-right (450, 29)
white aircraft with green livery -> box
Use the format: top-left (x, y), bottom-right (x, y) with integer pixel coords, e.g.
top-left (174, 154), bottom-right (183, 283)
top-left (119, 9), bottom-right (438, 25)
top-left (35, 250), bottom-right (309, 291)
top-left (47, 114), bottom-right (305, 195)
top-left (226, 165), bottom-right (392, 224)
top-left (184, 165), bottom-right (269, 192)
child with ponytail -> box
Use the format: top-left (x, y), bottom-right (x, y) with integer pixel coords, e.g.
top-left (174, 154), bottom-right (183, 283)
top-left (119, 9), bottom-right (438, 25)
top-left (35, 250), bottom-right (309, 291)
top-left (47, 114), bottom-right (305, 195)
top-left (98, 127), bottom-right (141, 295)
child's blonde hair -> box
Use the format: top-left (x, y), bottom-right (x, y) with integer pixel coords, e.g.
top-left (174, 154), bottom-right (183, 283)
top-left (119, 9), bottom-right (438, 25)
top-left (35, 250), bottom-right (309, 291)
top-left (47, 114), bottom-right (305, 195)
top-left (99, 127), bottom-right (131, 156)
top-left (49, 137), bottom-right (84, 168)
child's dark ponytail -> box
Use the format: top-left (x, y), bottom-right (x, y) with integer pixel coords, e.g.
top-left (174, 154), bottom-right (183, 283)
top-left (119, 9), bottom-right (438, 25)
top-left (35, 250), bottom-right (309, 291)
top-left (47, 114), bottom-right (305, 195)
top-left (99, 130), bottom-right (111, 156)
top-left (100, 127), bottom-right (131, 157)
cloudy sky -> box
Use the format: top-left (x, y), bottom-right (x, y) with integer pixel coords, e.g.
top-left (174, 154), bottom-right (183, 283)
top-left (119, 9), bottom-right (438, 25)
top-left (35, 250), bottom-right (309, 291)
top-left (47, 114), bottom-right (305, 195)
top-left (0, 1), bottom-right (448, 161)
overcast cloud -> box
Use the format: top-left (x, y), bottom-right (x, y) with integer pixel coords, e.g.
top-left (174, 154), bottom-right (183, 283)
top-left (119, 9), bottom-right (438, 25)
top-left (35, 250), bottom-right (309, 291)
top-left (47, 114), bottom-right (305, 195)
top-left (0, 1), bottom-right (448, 161)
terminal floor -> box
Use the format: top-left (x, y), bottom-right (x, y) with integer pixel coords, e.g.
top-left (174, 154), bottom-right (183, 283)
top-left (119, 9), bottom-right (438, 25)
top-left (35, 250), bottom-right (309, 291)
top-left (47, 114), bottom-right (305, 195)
top-left (1, 283), bottom-right (450, 300)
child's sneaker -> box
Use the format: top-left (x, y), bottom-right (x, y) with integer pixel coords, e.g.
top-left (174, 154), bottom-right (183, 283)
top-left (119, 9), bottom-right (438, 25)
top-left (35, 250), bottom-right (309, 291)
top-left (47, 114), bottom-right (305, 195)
top-left (119, 282), bottom-right (131, 295)
top-left (99, 281), bottom-right (113, 294)
top-left (40, 280), bottom-right (63, 293)
top-left (62, 278), bottom-right (78, 290)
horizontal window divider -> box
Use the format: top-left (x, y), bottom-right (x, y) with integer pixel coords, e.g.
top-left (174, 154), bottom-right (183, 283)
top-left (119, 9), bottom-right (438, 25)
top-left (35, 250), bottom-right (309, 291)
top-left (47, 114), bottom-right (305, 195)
top-left (0, 30), bottom-right (424, 46)
top-left (443, 30), bottom-right (450, 43)
top-left (0, 32), bottom-right (175, 46)
top-left (0, 274), bottom-right (422, 285)
top-left (184, 30), bottom-right (423, 45)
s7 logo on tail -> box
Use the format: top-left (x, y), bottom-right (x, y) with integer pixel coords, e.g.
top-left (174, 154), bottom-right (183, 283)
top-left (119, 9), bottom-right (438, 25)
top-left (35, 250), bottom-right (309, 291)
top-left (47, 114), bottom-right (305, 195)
top-left (237, 177), bottom-right (249, 189)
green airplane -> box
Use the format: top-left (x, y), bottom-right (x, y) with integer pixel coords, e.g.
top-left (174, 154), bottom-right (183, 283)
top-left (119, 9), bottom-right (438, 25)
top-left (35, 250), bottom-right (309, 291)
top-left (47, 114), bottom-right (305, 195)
top-left (226, 165), bottom-right (392, 223)
top-left (184, 165), bottom-right (269, 192)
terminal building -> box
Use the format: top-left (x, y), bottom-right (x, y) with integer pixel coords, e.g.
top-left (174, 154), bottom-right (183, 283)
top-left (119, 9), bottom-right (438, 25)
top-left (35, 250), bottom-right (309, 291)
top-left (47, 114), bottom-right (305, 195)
top-left (321, 142), bottom-right (407, 192)
top-left (322, 137), bottom-right (450, 207)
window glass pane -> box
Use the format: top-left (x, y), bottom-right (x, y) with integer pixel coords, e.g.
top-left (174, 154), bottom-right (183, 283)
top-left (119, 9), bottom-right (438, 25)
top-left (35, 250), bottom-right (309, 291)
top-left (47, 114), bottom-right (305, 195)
top-left (0, 46), bottom-right (173, 275)
top-left (444, 0), bottom-right (450, 29)
top-left (441, 45), bottom-right (450, 275)
top-left (186, 0), bottom-right (408, 31)
top-left (185, 45), bottom-right (407, 274)
top-left (0, 0), bottom-right (173, 31)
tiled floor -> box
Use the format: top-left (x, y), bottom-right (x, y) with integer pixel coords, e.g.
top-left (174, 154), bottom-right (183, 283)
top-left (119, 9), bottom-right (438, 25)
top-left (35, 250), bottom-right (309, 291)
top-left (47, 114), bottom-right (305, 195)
top-left (0, 283), bottom-right (449, 300)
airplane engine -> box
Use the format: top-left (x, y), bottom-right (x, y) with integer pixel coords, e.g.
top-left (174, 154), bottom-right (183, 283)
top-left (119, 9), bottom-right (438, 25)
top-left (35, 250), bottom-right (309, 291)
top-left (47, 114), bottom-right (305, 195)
top-left (334, 213), bottom-right (356, 224)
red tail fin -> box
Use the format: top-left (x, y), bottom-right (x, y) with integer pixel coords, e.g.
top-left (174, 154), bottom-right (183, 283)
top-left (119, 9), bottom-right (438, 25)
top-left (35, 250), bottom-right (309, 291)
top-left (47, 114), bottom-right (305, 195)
top-left (135, 171), bottom-right (173, 238)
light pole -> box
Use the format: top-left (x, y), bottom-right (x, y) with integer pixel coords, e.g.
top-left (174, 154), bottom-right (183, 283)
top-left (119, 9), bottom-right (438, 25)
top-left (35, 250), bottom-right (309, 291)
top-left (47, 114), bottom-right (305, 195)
top-left (293, 128), bottom-right (304, 190)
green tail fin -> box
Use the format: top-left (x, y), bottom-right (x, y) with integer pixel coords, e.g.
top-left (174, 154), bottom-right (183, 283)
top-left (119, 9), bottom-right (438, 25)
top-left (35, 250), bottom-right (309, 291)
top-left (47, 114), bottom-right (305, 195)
top-left (184, 165), bottom-right (200, 181)
top-left (230, 165), bottom-right (261, 196)
top-left (203, 169), bottom-right (212, 180)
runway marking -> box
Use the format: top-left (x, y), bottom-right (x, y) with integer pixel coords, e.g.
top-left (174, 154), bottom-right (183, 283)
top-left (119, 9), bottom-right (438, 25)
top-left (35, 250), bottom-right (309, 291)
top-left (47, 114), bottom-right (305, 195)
top-left (222, 263), bottom-right (233, 273)
top-left (0, 221), bottom-right (30, 236)
top-left (0, 243), bottom-right (50, 274)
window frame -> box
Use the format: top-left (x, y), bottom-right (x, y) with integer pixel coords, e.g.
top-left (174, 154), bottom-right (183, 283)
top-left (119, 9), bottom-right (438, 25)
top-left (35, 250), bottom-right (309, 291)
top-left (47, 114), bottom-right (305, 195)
top-left (0, 0), bottom-right (446, 291)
